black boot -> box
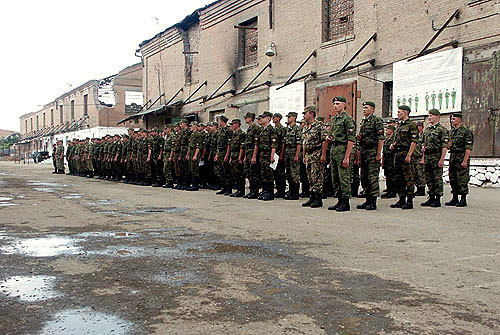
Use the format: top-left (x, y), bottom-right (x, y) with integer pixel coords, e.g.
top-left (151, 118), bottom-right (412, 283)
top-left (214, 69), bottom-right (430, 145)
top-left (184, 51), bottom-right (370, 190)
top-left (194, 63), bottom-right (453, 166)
top-left (216, 186), bottom-right (227, 195)
top-left (365, 197), bottom-right (377, 210)
top-left (310, 192), bottom-right (323, 208)
top-left (262, 183), bottom-right (274, 201)
top-left (336, 198), bottom-right (350, 212)
top-left (445, 194), bottom-right (459, 206)
top-left (402, 196), bottom-right (413, 210)
top-left (390, 196), bottom-right (406, 208)
top-left (420, 195), bottom-right (435, 207)
top-left (187, 177), bottom-right (199, 191)
top-left (328, 198), bottom-right (341, 211)
top-left (381, 191), bottom-right (396, 199)
top-left (415, 186), bottom-right (426, 196)
top-left (302, 193), bottom-right (314, 207)
top-left (356, 197), bottom-right (369, 209)
top-left (223, 184), bottom-right (233, 196)
top-left (456, 195), bottom-right (467, 207)
top-left (430, 196), bottom-right (441, 207)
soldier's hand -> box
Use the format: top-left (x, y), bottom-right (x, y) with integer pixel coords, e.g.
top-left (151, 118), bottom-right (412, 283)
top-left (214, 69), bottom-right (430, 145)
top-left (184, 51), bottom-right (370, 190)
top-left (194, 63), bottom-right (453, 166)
top-left (342, 157), bottom-right (349, 168)
top-left (438, 160), bottom-right (444, 168)
top-left (405, 155), bottom-right (411, 164)
top-left (185, 155), bottom-right (189, 161)
top-left (303, 157), bottom-right (306, 165)
top-left (419, 158), bottom-right (424, 165)
top-left (251, 157), bottom-right (256, 164)
top-left (320, 155), bottom-right (326, 164)
top-left (243, 157), bottom-right (247, 163)
top-left (238, 158), bottom-right (242, 164)
top-left (375, 154), bottom-right (381, 162)
top-left (224, 156), bottom-right (229, 163)
top-left (193, 155), bottom-right (197, 161)
top-left (214, 155), bottom-right (218, 162)
top-left (147, 158), bottom-right (150, 163)
top-left (390, 143), bottom-right (394, 150)
top-left (178, 156), bottom-right (181, 161)
top-left (293, 155), bottom-right (299, 163)
top-left (461, 160), bottom-right (468, 169)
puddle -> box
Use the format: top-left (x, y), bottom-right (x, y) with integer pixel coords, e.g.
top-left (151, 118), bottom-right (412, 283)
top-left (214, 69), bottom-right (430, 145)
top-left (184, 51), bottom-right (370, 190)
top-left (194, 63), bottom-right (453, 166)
top-left (0, 202), bottom-right (18, 207)
top-left (27, 181), bottom-right (68, 188)
top-left (151, 270), bottom-right (203, 286)
top-left (33, 188), bottom-right (55, 193)
top-left (76, 232), bottom-right (138, 239)
top-left (1, 236), bottom-right (82, 257)
top-left (89, 244), bottom-right (194, 259)
top-left (0, 197), bottom-right (13, 201)
top-left (0, 275), bottom-right (60, 302)
top-left (61, 194), bottom-right (83, 199)
top-left (38, 308), bottom-right (133, 335)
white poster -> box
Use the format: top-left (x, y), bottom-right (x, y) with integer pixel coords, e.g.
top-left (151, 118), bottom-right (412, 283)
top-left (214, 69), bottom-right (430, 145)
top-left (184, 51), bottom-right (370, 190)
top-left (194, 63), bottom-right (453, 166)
top-left (269, 81), bottom-right (304, 126)
top-left (393, 47), bottom-right (463, 117)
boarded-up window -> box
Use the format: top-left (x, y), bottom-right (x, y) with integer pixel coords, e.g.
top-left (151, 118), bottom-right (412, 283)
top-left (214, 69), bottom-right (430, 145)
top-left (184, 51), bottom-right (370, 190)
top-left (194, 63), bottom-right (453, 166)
top-left (323, 0), bottom-right (354, 42)
top-left (239, 17), bottom-right (258, 67)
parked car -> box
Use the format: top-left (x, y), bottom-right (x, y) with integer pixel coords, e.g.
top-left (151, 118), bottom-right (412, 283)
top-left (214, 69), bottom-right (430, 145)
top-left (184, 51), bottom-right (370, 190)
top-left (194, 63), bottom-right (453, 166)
top-left (32, 151), bottom-right (50, 163)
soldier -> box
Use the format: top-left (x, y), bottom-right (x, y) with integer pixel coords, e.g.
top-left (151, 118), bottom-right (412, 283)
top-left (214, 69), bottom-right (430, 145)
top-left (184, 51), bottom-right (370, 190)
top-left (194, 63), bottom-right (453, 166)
top-left (228, 119), bottom-right (246, 197)
top-left (243, 113), bottom-right (261, 199)
top-left (52, 143), bottom-right (58, 174)
top-left (419, 109), bottom-right (450, 207)
top-left (356, 102), bottom-right (384, 210)
top-left (381, 125), bottom-right (397, 198)
top-left (302, 105), bottom-right (325, 208)
top-left (390, 105), bottom-right (418, 210)
top-left (272, 113), bottom-right (287, 198)
top-left (56, 140), bottom-right (65, 174)
top-left (297, 120), bottom-right (310, 198)
top-left (148, 128), bottom-right (164, 187)
top-left (198, 123), bottom-right (208, 189)
top-left (208, 122), bottom-right (220, 190)
top-left (414, 121), bottom-right (426, 196)
top-left (162, 125), bottom-right (175, 188)
top-left (177, 120), bottom-right (191, 189)
top-left (186, 121), bottom-right (203, 191)
top-left (65, 141), bottom-right (73, 175)
top-left (446, 112), bottom-right (473, 207)
top-left (257, 111), bottom-right (278, 201)
top-left (214, 115), bottom-right (232, 195)
top-left (325, 96), bottom-right (356, 212)
top-left (284, 112), bottom-right (302, 200)
top-left (172, 123), bottom-right (182, 188)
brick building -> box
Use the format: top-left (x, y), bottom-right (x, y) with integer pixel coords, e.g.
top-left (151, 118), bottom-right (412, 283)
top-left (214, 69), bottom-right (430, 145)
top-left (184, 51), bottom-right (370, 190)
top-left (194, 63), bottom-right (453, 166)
top-left (19, 63), bottom-right (143, 156)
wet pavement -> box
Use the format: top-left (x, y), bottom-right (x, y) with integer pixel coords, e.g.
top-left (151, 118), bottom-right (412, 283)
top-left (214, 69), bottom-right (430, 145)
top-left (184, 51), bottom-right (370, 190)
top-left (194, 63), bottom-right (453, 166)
top-left (1, 162), bottom-right (500, 335)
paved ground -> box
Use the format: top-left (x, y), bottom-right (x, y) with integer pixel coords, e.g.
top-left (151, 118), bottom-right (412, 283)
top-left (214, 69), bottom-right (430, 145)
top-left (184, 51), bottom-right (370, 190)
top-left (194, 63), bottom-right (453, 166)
top-left (0, 161), bottom-right (499, 335)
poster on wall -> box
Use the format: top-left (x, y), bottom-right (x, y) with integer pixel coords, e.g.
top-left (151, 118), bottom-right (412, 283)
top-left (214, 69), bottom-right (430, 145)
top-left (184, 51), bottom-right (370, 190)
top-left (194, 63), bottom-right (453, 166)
top-left (393, 47), bottom-right (463, 117)
top-left (269, 81), bottom-right (304, 126)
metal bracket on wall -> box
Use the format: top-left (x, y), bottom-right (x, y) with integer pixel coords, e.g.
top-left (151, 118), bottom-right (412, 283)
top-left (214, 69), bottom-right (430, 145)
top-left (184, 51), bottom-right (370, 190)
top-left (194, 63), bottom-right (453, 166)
top-left (183, 81), bottom-right (207, 105)
top-left (276, 50), bottom-right (317, 90)
top-left (237, 62), bottom-right (272, 95)
top-left (330, 33), bottom-right (377, 77)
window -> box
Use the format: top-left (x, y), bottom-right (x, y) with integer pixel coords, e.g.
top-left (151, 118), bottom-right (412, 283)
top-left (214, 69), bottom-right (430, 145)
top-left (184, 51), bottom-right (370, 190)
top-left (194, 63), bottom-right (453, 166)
top-left (322, 0), bottom-right (354, 42)
top-left (71, 100), bottom-right (75, 120)
top-left (25, 120), bottom-right (28, 133)
top-left (382, 81), bottom-right (393, 118)
top-left (50, 109), bottom-right (54, 125)
top-left (238, 17), bottom-right (258, 67)
top-left (60, 105), bottom-right (63, 123)
top-left (43, 113), bottom-right (46, 127)
top-left (30, 118), bottom-right (33, 132)
top-left (83, 94), bottom-right (88, 116)
top-left (36, 116), bottom-right (39, 130)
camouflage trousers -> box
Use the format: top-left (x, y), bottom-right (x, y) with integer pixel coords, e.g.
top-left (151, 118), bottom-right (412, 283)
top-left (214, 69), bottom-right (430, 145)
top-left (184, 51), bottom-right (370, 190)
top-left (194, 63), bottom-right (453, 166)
top-left (173, 153), bottom-right (181, 179)
top-left (393, 150), bottom-right (415, 198)
top-left (424, 153), bottom-right (444, 196)
top-left (230, 154), bottom-right (244, 187)
top-left (163, 156), bottom-right (174, 183)
top-left (330, 144), bottom-right (351, 199)
top-left (244, 151), bottom-right (260, 186)
top-left (360, 149), bottom-right (381, 197)
top-left (189, 151), bottom-right (200, 179)
top-left (259, 150), bottom-right (274, 184)
top-left (127, 156), bottom-right (134, 177)
top-left (383, 153), bottom-right (396, 192)
top-left (449, 153), bottom-right (470, 195)
top-left (215, 152), bottom-right (231, 187)
top-left (305, 149), bottom-right (325, 194)
top-left (413, 155), bottom-right (426, 187)
top-left (285, 149), bottom-right (300, 185)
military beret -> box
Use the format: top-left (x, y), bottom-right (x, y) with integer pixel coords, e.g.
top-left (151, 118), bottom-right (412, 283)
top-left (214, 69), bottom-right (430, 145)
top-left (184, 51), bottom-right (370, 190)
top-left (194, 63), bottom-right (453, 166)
top-left (229, 119), bottom-right (241, 125)
top-left (286, 112), bottom-right (298, 117)
top-left (218, 115), bottom-right (229, 122)
top-left (452, 112), bottom-right (463, 118)
top-left (303, 105), bottom-right (317, 114)
top-left (416, 121), bottom-right (424, 126)
top-left (317, 116), bottom-right (325, 122)
top-left (363, 101), bottom-right (376, 108)
top-left (244, 112), bottom-right (255, 119)
top-left (180, 119), bottom-right (189, 124)
top-left (333, 96), bottom-right (347, 103)
top-left (191, 121), bottom-right (199, 126)
top-left (199, 123), bottom-right (206, 127)
top-left (273, 113), bottom-right (283, 119)
top-left (257, 114), bottom-right (263, 119)
top-left (398, 105), bottom-right (411, 113)
top-left (386, 125), bottom-right (396, 130)
top-left (260, 111), bottom-right (273, 118)
top-left (428, 109), bottom-right (440, 115)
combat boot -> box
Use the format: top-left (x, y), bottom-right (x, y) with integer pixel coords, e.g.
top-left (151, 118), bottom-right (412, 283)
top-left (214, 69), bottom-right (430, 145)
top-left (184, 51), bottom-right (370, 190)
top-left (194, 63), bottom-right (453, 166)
top-left (186, 177), bottom-right (199, 191)
top-left (356, 197), bottom-right (369, 209)
top-left (430, 196), bottom-right (441, 207)
top-left (365, 197), bottom-right (377, 211)
top-left (302, 193), bottom-right (314, 207)
top-left (456, 195), bottom-right (467, 207)
top-left (415, 186), bottom-right (426, 196)
top-left (216, 186), bottom-right (227, 195)
top-left (390, 196), bottom-right (406, 208)
top-left (310, 192), bottom-right (323, 208)
top-left (336, 198), bottom-right (350, 212)
top-left (261, 183), bottom-right (274, 201)
top-left (381, 191), bottom-right (396, 199)
top-left (223, 186), bottom-right (233, 196)
top-left (300, 184), bottom-right (310, 198)
top-left (247, 186), bottom-right (260, 199)
top-left (420, 195), bottom-right (435, 207)
top-left (402, 197), bottom-right (413, 210)
top-left (328, 198), bottom-right (341, 211)
top-left (445, 194), bottom-right (459, 206)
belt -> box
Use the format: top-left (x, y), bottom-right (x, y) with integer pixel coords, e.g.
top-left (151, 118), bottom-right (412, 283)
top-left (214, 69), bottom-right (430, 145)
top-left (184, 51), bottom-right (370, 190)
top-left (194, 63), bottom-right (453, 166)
top-left (306, 145), bottom-right (321, 153)
top-left (394, 145), bottom-right (409, 152)
top-left (332, 141), bottom-right (347, 146)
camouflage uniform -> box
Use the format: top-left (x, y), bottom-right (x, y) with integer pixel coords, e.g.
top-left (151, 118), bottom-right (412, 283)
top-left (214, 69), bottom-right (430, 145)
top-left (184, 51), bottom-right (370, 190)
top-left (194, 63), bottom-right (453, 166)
top-left (162, 132), bottom-right (174, 186)
top-left (358, 114), bottom-right (384, 198)
top-left (208, 130), bottom-right (219, 188)
top-left (244, 123), bottom-right (261, 194)
top-left (392, 119), bottom-right (418, 200)
top-left (302, 120), bottom-right (326, 195)
top-left (56, 144), bottom-right (65, 172)
top-left (284, 122), bottom-right (302, 198)
top-left (179, 128), bottom-right (192, 187)
top-left (449, 125), bottom-right (474, 196)
top-left (172, 130), bottom-right (182, 185)
top-left (414, 131), bottom-right (426, 191)
top-left (258, 124), bottom-right (278, 199)
top-left (228, 127), bottom-right (246, 195)
top-left (188, 129), bottom-right (203, 186)
top-left (150, 134), bottom-right (164, 185)
top-left (327, 111), bottom-right (356, 199)
top-left (273, 122), bottom-right (287, 196)
top-left (422, 123), bottom-right (449, 197)
top-left (215, 125), bottom-right (231, 192)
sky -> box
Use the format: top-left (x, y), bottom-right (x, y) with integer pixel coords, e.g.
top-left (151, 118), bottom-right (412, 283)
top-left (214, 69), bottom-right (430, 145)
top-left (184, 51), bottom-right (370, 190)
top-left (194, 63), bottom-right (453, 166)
top-left (0, 0), bottom-right (211, 132)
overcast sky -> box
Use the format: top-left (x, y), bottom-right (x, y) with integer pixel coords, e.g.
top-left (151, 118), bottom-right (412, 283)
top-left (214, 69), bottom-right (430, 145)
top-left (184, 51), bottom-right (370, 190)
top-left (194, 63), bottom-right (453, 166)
top-left (0, 0), bottom-right (210, 132)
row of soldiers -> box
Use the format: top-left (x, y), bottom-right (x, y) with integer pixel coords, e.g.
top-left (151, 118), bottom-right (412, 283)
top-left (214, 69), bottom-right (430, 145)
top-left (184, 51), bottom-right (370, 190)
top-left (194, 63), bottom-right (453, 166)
top-left (53, 96), bottom-right (473, 210)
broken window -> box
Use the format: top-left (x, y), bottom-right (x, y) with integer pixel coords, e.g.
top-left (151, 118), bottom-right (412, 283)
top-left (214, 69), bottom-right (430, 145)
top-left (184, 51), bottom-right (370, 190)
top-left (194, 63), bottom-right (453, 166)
top-left (239, 17), bottom-right (258, 67)
top-left (382, 81), bottom-right (393, 118)
top-left (83, 94), bottom-right (88, 116)
top-left (25, 120), bottom-right (28, 133)
top-left (322, 0), bottom-right (354, 42)
top-left (43, 113), bottom-right (46, 128)
top-left (36, 115), bottom-right (39, 130)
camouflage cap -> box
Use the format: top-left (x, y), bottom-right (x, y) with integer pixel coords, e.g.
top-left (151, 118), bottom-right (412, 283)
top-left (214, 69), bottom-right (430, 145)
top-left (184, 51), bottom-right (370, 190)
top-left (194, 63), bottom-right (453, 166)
top-left (286, 112), bottom-right (298, 118)
top-left (428, 109), bottom-right (440, 115)
top-left (180, 119), bottom-right (189, 124)
top-left (332, 96), bottom-right (347, 103)
top-left (218, 115), bottom-right (229, 123)
top-left (363, 101), bottom-right (376, 108)
top-left (398, 105), bottom-right (411, 113)
top-left (229, 119), bottom-right (241, 125)
top-left (259, 111), bottom-right (273, 119)
top-left (244, 112), bottom-right (256, 119)
top-left (303, 105), bottom-right (317, 115)
top-left (273, 113), bottom-right (283, 119)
